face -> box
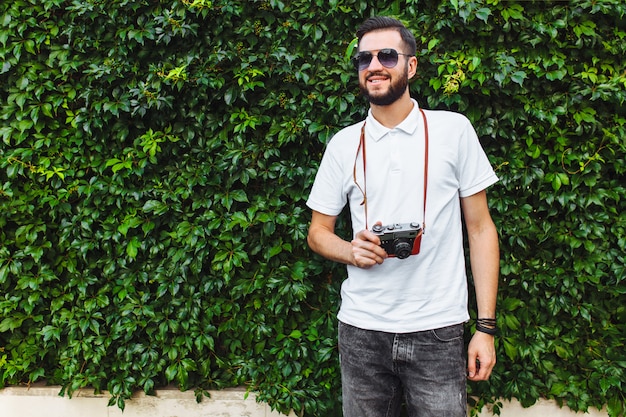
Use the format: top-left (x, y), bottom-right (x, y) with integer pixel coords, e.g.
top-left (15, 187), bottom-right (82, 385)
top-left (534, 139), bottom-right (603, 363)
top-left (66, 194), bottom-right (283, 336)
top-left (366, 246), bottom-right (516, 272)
top-left (357, 30), bottom-right (415, 106)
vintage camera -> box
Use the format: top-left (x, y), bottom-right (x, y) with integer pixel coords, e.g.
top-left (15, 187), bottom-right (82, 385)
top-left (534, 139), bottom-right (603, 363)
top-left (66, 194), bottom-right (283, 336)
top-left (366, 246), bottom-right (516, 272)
top-left (371, 222), bottom-right (423, 259)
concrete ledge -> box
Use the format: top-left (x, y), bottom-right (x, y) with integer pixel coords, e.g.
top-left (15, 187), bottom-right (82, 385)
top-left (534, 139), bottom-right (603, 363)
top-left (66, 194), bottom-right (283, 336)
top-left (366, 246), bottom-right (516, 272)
top-left (0, 386), bottom-right (609, 417)
top-left (0, 385), bottom-right (294, 417)
top-left (473, 398), bottom-right (607, 417)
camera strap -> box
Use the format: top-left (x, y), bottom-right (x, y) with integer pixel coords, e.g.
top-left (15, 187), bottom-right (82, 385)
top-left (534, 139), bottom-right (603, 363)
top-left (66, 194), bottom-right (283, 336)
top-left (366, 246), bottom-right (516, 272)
top-left (353, 108), bottom-right (429, 232)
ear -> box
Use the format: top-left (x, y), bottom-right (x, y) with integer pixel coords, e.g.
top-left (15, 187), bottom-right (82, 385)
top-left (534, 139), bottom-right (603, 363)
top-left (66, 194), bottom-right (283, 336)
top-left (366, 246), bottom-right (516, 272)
top-left (408, 55), bottom-right (418, 79)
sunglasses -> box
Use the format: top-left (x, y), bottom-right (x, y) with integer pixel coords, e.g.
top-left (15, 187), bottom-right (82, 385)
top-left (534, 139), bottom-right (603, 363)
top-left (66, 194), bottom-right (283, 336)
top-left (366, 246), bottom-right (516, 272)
top-left (352, 48), bottom-right (413, 71)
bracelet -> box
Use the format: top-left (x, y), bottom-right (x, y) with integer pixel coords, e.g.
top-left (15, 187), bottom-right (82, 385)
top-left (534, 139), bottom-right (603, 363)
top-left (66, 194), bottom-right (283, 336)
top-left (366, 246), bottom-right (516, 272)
top-left (476, 318), bottom-right (498, 335)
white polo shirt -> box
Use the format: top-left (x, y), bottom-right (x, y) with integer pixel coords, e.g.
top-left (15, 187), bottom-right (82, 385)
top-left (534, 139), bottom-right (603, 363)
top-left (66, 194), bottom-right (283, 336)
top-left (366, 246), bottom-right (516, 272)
top-left (307, 100), bottom-right (498, 333)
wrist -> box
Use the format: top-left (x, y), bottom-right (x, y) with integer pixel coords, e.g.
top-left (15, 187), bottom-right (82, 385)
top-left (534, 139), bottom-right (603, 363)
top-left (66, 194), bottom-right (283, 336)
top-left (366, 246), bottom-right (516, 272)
top-left (476, 317), bottom-right (498, 335)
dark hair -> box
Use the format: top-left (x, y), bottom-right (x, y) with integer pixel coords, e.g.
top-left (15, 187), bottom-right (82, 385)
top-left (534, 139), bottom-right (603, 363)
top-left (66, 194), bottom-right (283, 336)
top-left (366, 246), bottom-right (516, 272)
top-left (356, 16), bottom-right (417, 56)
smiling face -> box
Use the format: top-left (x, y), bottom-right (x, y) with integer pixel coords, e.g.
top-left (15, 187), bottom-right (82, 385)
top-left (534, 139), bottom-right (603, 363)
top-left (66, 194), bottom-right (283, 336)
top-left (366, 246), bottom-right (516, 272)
top-left (357, 29), bottom-right (416, 107)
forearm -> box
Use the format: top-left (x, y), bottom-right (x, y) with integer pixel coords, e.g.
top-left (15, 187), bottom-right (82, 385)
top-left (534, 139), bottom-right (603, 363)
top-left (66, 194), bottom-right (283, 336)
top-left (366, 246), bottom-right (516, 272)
top-left (307, 225), bottom-right (355, 265)
top-left (467, 232), bottom-right (499, 381)
top-left (307, 210), bottom-right (387, 268)
top-left (462, 192), bottom-right (499, 380)
top-left (468, 221), bottom-right (499, 318)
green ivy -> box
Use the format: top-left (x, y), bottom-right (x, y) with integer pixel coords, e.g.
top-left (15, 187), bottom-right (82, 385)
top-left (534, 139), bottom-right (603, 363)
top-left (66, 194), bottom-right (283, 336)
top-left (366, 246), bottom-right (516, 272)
top-left (1, 1), bottom-right (625, 416)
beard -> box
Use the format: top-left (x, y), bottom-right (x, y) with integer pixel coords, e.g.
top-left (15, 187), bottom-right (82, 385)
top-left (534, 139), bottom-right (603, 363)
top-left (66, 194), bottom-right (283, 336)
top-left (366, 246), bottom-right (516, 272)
top-left (359, 64), bottom-right (409, 106)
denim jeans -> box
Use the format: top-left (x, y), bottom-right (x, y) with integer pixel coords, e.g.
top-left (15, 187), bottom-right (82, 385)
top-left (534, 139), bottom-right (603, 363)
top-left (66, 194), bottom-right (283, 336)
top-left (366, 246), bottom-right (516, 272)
top-left (338, 321), bottom-right (467, 417)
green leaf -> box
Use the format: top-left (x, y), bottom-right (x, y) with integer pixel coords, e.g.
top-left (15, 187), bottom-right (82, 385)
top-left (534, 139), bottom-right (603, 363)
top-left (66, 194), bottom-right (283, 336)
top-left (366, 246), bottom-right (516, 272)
top-left (142, 200), bottom-right (169, 215)
top-left (475, 8), bottom-right (491, 23)
top-left (345, 37), bottom-right (358, 62)
top-left (126, 236), bottom-right (141, 259)
top-left (289, 330), bottom-right (302, 339)
top-left (503, 338), bottom-right (518, 360)
top-left (510, 71), bottom-right (527, 86)
top-left (0, 316), bottom-right (25, 332)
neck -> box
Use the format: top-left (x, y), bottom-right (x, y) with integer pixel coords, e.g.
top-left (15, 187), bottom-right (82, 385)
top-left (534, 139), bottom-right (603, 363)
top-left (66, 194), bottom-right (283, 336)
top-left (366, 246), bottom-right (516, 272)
top-left (369, 92), bottom-right (414, 128)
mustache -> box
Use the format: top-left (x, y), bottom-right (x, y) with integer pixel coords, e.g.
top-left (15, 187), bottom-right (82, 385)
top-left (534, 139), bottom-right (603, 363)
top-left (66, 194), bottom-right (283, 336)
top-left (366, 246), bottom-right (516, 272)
top-left (366, 71), bottom-right (390, 80)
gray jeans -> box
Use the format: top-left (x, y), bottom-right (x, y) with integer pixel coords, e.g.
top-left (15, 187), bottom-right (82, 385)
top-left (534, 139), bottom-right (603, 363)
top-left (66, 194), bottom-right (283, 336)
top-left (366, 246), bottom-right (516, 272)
top-left (338, 321), bottom-right (467, 417)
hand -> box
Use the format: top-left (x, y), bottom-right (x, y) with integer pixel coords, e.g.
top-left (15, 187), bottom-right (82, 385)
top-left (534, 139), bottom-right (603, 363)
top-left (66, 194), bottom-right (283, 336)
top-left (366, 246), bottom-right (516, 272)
top-left (350, 224), bottom-right (388, 268)
top-left (467, 331), bottom-right (496, 381)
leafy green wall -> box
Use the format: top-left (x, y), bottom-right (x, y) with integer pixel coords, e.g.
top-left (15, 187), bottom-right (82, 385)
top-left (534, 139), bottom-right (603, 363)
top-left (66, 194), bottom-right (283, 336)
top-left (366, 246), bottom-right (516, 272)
top-left (1, 1), bottom-right (625, 416)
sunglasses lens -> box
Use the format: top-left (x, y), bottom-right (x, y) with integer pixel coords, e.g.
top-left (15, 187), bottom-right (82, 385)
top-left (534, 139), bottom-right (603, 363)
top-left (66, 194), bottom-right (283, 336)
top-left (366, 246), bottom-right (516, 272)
top-left (378, 49), bottom-right (399, 68)
top-left (353, 49), bottom-right (400, 71)
top-left (354, 52), bottom-right (373, 71)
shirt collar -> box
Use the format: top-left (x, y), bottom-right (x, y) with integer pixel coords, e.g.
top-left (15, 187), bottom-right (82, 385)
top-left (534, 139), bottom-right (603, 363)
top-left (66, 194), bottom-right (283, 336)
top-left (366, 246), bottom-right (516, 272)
top-left (365, 99), bottom-right (421, 142)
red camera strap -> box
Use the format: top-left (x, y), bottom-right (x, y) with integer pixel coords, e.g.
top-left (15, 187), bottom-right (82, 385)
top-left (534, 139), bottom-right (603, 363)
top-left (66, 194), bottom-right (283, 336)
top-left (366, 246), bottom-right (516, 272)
top-left (353, 108), bottom-right (429, 231)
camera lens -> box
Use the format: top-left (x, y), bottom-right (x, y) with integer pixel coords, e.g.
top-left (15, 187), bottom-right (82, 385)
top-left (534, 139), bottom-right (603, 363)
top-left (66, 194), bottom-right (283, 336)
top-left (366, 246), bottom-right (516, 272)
top-left (393, 240), bottom-right (412, 259)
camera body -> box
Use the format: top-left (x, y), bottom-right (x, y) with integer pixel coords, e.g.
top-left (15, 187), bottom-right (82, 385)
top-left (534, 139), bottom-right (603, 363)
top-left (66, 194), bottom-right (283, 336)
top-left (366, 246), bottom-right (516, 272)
top-left (371, 222), bottom-right (423, 259)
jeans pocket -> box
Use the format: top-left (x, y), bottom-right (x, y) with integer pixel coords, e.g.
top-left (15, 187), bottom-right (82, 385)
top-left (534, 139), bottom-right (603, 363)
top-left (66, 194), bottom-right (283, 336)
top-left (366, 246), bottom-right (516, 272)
top-left (431, 324), bottom-right (464, 342)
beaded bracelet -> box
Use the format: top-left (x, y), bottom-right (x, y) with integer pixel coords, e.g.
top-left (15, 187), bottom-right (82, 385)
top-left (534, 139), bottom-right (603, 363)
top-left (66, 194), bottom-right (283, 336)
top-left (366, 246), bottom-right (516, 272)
top-left (476, 318), bottom-right (498, 335)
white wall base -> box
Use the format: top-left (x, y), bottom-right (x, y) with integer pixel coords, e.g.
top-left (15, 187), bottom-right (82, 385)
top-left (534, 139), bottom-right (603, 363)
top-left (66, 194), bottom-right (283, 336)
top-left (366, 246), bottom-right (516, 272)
top-left (473, 398), bottom-right (607, 417)
top-left (0, 385), bottom-right (294, 417)
top-left (0, 386), bottom-right (608, 417)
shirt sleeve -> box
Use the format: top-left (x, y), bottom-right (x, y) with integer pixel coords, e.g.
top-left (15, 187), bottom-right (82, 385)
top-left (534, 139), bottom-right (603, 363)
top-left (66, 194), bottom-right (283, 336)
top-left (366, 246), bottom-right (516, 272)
top-left (457, 118), bottom-right (499, 198)
top-left (306, 139), bottom-right (349, 216)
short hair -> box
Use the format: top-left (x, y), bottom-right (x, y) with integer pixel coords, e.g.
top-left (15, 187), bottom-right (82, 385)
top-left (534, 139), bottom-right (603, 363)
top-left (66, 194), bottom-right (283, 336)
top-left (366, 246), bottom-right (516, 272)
top-left (356, 16), bottom-right (417, 56)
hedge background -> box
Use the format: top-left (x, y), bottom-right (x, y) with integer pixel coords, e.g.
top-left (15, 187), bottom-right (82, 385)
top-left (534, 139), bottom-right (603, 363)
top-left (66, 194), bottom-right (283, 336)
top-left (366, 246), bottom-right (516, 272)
top-left (1, 0), bottom-right (625, 416)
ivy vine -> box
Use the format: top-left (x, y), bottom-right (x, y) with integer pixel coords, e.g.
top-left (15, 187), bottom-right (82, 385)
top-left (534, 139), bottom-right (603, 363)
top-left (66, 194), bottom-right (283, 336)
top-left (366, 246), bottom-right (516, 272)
top-left (1, 1), bottom-right (625, 416)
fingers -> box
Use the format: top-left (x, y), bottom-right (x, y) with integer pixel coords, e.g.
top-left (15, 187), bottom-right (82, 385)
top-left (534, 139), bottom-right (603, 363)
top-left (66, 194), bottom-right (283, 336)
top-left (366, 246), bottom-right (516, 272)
top-left (467, 333), bottom-right (496, 381)
top-left (467, 356), bottom-right (494, 381)
top-left (351, 228), bottom-right (387, 268)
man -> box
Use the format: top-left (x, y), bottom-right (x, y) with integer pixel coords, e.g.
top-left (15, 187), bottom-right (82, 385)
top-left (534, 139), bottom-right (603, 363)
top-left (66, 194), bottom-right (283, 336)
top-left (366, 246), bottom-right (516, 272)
top-left (306, 16), bottom-right (500, 417)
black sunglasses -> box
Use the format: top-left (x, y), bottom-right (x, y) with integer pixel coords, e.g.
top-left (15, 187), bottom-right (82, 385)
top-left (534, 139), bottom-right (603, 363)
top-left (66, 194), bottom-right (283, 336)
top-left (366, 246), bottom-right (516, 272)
top-left (352, 48), bottom-right (413, 71)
